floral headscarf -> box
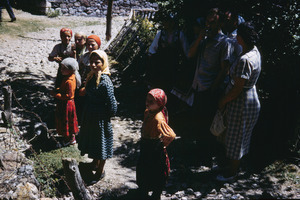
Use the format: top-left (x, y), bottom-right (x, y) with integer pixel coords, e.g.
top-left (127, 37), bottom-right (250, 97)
top-left (148, 88), bottom-right (168, 123)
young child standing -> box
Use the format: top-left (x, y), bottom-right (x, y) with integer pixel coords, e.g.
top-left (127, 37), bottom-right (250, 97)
top-left (48, 28), bottom-right (75, 88)
top-left (136, 88), bottom-right (176, 200)
top-left (51, 57), bottom-right (81, 146)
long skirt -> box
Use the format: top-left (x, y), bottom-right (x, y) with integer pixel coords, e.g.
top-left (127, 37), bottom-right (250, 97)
top-left (55, 99), bottom-right (79, 139)
top-left (136, 138), bottom-right (170, 191)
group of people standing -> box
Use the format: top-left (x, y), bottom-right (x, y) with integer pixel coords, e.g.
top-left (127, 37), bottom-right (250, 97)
top-left (48, 27), bottom-right (176, 200)
top-left (47, 6), bottom-right (261, 199)
top-left (147, 7), bottom-right (261, 183)
top-left (48, 28), bottom-right (118, 185)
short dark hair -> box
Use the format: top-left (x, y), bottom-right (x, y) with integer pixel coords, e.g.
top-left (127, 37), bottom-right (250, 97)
top-left (237, 22), bottom-right (259, 47)
top-left (207, 8), bottom-right (226, 26)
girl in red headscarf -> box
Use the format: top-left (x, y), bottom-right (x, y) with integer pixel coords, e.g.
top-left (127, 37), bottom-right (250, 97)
top-left (136, 88), bottom-right (176, 200)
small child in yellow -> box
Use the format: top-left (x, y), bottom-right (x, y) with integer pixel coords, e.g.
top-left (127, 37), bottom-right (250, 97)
top-left (136, 88), bottom-right (176, 200)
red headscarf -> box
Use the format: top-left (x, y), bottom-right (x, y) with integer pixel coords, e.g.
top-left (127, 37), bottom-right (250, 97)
top-left (88, 35), bottom-right (101, 47)
top-left (148, 88), bottom-right (168, 123)
top-left (60, 28), bottom-right (72, 37)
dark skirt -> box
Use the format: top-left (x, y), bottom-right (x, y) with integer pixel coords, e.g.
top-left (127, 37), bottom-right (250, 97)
top-left (136, 138), bottom-right (170, 191)
top-left (55, 99), bottom-right (79, 139)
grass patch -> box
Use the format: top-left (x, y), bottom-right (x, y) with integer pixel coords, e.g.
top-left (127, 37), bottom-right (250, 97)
top-left (30, 145), bottom-right (85, 197)
top-left (0, 18), bottom-right (47, 36)
top-left (0, 15), bottom-right (100, 38)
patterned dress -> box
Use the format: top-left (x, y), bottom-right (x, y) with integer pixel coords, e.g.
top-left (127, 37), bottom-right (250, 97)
top-left (78, 74), bottom-right (117, 160)
top-left (224, 46), bottom-right (261, 160)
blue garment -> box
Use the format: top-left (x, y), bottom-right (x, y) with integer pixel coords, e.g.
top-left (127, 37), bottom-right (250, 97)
top-left (227, 29), bottom-right (243, 65)
top-left (0, 0), bottom-right (16, 20)
top-left (192, 32), bottom-right (231, 91)
top-left (78, 74), bottom-right (117, 160)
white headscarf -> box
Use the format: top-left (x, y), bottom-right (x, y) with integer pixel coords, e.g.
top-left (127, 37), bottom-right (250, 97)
top-left (61, 57), bottom-right (81, 88)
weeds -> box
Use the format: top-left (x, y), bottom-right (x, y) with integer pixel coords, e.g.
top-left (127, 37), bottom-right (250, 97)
top-left (29, 145), bottom-right (84, 197)
top-left (47, 9), bottom-right (61, 18)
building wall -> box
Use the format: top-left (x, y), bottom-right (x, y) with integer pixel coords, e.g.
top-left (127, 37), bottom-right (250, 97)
top-left (47, 0), bottom-right (158, 17)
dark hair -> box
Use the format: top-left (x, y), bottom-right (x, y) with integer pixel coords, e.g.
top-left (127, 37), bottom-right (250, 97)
top-left (237, 22), bottom-right (259, 47)
top-left (206, 8), bottom-right (225, 27)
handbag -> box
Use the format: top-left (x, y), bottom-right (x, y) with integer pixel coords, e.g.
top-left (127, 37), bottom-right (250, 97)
top-left (210, 109), bottom-right (226, 136)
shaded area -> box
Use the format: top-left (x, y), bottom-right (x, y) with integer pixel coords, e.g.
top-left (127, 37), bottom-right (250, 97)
top-left (0, 70), bottom-right (57, 153)
top-left (13, 0), bottom-right (48, 15)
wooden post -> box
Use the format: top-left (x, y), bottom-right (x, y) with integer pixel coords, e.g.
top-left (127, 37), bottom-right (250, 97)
top-left (106, 0), bottom-right (113, 41)
top-left (1, 86), bottom-right (13, 127)
top-left (62, 158), bottom-right (92, 200)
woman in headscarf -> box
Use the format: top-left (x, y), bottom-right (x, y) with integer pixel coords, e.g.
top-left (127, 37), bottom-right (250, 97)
top-left (48, 28), bottom-right (74, 88)
top-left (78, 50), bottom-right (117, 185)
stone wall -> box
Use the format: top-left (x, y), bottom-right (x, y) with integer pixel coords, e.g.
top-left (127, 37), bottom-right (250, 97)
top-left (47, 0), bottom-right (158, 17)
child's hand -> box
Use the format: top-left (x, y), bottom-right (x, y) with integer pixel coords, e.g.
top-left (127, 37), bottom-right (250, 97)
top-left (161, 136), bottom-right (174, 147)
top-left (78, 87), bottom-right (86, 96)
top-left (54, 56), bottom-right (62, 63)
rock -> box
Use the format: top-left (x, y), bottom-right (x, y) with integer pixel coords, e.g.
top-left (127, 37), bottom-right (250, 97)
top-left (18, 165), bottom-right (34, 176)
top-left (220, 187), bottom-right (227, 194)
top-left (186, 188), bottom-right (194, 194)
top-left (285, 186), bottom-right (292, 191)
top-left (12, 182), bottom-right (39, 199)
top-left (210, 189), bottom-right (217, 195)
top-left (175, 191), bottom-right (185, 198)
top-left (194, 191), bottom-right (202, 198)
top-left (226, 187), bottom-right (235, 194)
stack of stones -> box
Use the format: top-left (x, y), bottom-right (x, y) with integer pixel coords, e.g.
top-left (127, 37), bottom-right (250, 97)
top-left (47, 0), bottom-right (158, 17)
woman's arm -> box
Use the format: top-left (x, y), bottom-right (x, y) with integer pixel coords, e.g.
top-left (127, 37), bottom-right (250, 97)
top-left (48, 44), bottom-right (63, 63)
top-left (218, 77), bottom-right (246, 109)
top-left (105, 79), bottom-right (117, 117)
top-left (48, 56), bottom-right (62, 63)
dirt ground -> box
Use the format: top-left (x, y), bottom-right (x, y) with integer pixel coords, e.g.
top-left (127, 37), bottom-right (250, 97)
top-left (0, 9), bottom-right (299, 200)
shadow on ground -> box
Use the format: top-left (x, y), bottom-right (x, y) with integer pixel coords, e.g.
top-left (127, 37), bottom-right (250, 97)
top-left (1, 70), bottom-right (57, 152)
